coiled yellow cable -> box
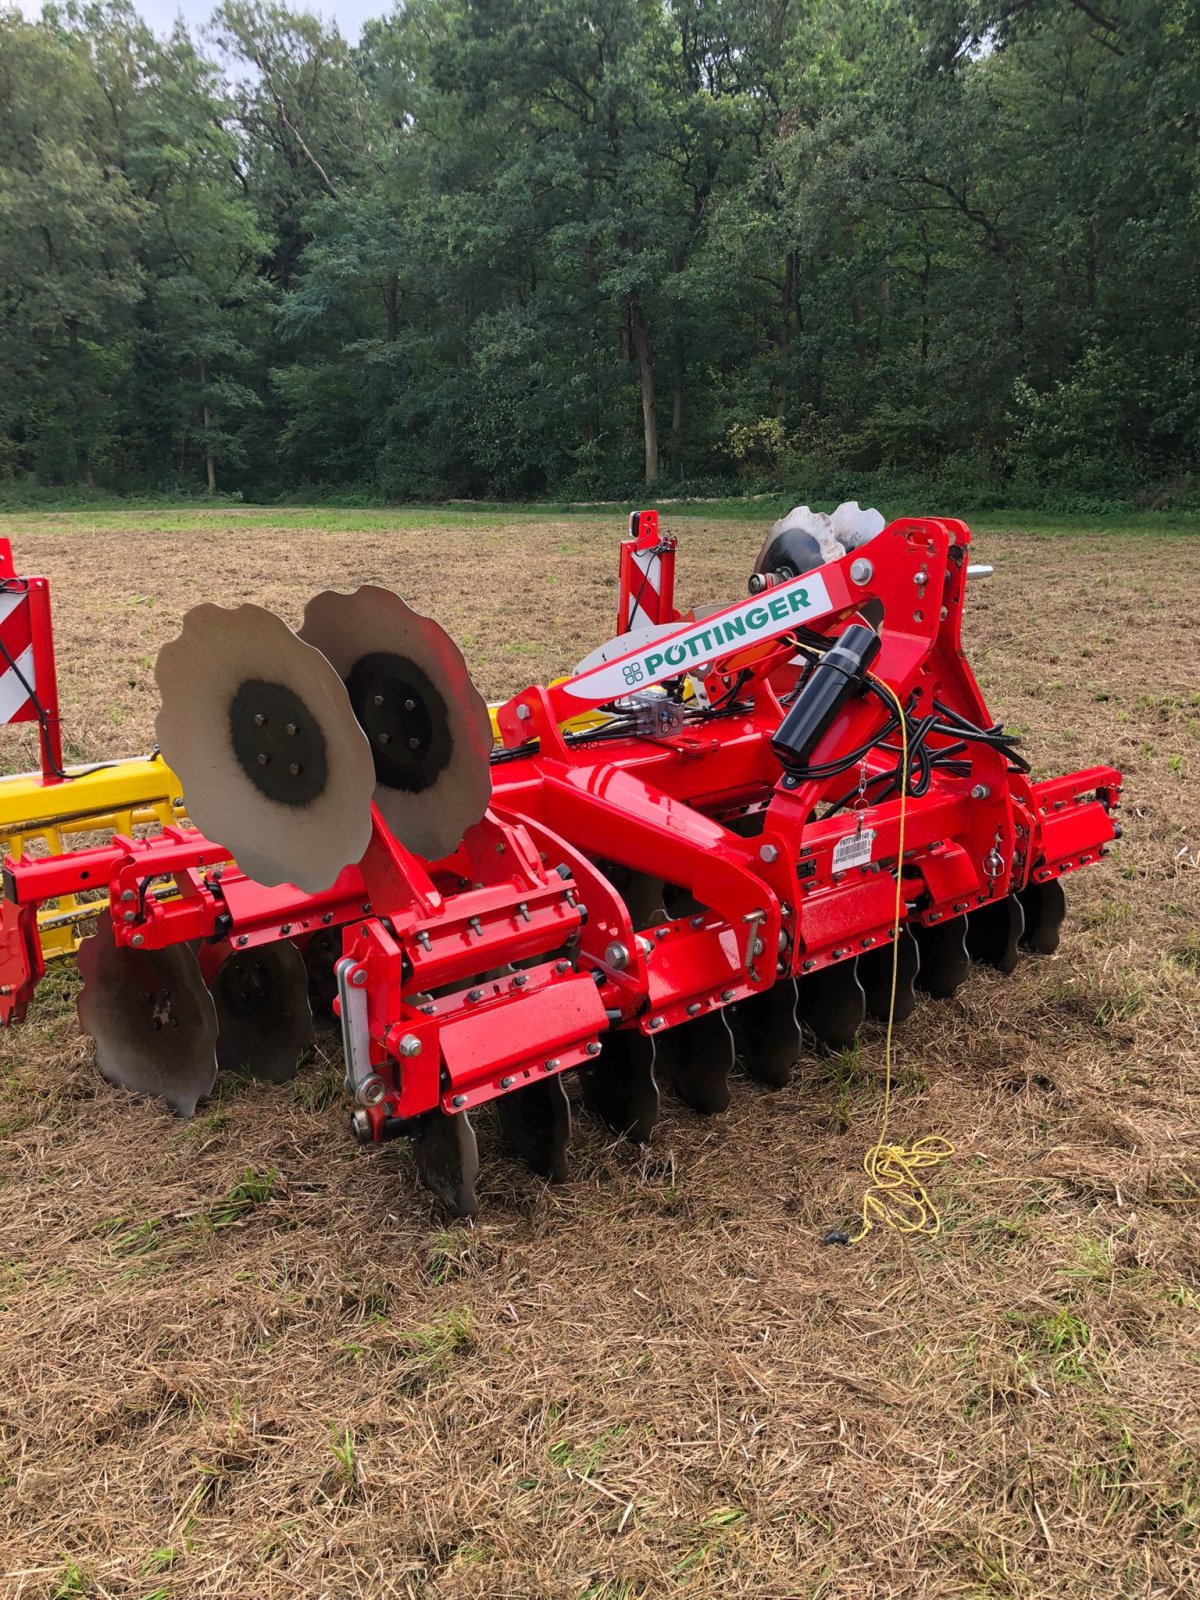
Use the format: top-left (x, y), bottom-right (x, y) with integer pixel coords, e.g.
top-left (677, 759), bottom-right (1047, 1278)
top-left (851, 676), bottom-right (954, 1242)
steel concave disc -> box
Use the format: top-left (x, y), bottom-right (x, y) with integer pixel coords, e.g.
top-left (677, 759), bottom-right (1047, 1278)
top-left (299, 586), bottom-right (493, 862)
top-left (154, 602), bottom-right (377, 893)
top-left (210, 939), bottom-right (313, 1082)
top-left (77, 910), bottom-right (218, 1118)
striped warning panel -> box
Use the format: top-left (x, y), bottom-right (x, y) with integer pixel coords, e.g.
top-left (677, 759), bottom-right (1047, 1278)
top-left (0, 590), bottom-right (37, 725)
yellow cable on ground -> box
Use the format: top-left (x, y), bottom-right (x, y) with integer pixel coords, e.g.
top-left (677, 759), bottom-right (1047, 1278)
top-left (851, 676), bottom-right (955, 1242)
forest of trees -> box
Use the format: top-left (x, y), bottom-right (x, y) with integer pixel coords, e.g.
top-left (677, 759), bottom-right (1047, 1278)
top-left (0, 0), bottom-right (1196, 504)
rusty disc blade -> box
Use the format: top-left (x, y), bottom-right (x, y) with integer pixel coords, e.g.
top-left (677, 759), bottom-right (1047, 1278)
top-left (77, 910), bottom-right (218, 1118)
top-left (154, 602), bottom-right (376, 893)
top-left (299, 586), bottom-right (492, 862)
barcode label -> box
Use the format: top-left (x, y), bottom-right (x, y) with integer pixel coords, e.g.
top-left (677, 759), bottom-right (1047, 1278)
top-left (832, 827), bottom-right (875, 872)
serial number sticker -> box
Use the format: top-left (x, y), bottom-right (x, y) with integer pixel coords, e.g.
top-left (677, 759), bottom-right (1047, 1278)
top-left (832, 827), bottom-right (876, 872)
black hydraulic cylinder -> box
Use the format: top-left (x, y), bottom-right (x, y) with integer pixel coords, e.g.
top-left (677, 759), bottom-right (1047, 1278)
top-left (771, 622), bottom-right (882, 769)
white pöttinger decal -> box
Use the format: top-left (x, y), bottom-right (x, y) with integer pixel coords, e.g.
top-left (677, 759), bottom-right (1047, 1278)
top-left (832, 827), bottom-right (875, 872)
top-left (561, 570), bottom-right (834, 701)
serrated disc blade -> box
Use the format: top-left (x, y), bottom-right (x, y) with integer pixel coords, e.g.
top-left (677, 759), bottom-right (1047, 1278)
top-left (77, 911), bottom-right (218, 1118)
top-left (580, 1030), bottom-right (660, 1143)
top-left (495, 1076), bottom-right (572, 1181)
top-left (302, 927), bottom-right (342, 1025)
top-left (411, 1109), bottom-right (480, 1218)
top-left (210, 940), bottom-right (313, 1082)
top-left (913, 916), bottom-right (971, 999)
top-left (966, 895), bottom-right (1025, 974)
top-left (859, 927), bottom-right (920, 1023)
top-left (661, 1010), bottom-right (735, 1114)
top-left (154, 602), bottom-right (375, 894)
top-left (796, 959), bottom-right (866, 1050)
top-left (1017, 878), bottom-right (1067, 956)
top-left (299, 586), bottom-right (492, 862)
top-left (731, 980), bottom-right (801, 1088)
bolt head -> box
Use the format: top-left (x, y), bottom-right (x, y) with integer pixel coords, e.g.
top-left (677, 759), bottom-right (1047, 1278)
top-left (585, 1040), bottom-right (601, 1056)
top-left (398, 1034), bottom-right (422, 1057)
top-left (850, 557), bottom-right (873, 585)
top-left (970, 783), bottom-right (990, 800)
top-left (131, 933), bottom-right (144, 947)
top-left (516, 703), bottom-right (531, 721)
top-left (351, 968), bottom-right (368, 987)
top-left (604, 940), bottom-right (630, 971)
top-left (452, 1094), bottom-right (466, 1108)
top-left (721, 989), bottom-right (735, 1002)
top-left (759, 842), bottom-right (779, 864)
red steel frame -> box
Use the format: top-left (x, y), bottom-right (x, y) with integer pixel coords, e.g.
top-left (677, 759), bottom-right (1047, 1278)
top-left (0, 538), bottom-right (64, 782)
top-left (0, 517), bottom-right (1122, 1134)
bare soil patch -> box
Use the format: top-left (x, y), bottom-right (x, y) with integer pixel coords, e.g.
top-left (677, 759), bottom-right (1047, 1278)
top-left (0, 512), bottom-right (1197, 1599)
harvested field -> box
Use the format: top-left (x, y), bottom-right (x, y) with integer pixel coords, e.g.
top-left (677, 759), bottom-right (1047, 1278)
top-left (0, 508), bottom-right (1198, 1600)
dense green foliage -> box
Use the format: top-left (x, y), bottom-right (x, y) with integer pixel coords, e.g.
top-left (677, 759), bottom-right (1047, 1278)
top-left (1, 0), bottom-right (1196, 504)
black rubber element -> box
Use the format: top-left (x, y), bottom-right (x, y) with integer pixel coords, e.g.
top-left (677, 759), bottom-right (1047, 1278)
top-left (1017, 878), bottom-right (1068, 956)
top-left (228, 678), bottom-right (328, 806)
top-left (495, 1076), bottom-right (572, 1181)
top-left (796, 959), bottom-right (866, 1050)
top-left (965, 895), bottom-right (1025, 974)
top-left (580, 1031), bottom-right (659, 1143)
top-left (661, 1011), bottom-right (735, 1114)
top-left (912, 915), bottom-right (971, 999)
top-left (859, 926), bottom-right (920, 1023)
top-left (731, 981), bottom-right (801, 1088)
top-left (411, 1109), bottom-right (480, 1218)
top-left (344, 650), bottom-right (452, 795)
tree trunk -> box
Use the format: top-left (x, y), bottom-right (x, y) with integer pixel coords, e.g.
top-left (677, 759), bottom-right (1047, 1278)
top-left (671, 333), bottom-right (684, 436)
top-left (629, 296), bottom-right (658, 484)
top-left (776, 250), bottom-right (795, 418)
top-left (200, 358), bottom-right (215, 493)
top-left (66, 318), bottom-right (94, 487)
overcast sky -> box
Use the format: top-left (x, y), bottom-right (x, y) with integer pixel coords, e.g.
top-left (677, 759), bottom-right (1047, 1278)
top-left (14, 0), bottom-right (387, 44)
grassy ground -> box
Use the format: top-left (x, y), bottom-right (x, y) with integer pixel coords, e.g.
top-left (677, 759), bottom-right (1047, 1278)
top-left (0, 507), bottom-right (1197, 1600)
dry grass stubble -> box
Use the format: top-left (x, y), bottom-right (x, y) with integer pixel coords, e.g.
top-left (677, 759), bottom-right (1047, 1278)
top-left (0, 511), bottom-right (1197, 1599)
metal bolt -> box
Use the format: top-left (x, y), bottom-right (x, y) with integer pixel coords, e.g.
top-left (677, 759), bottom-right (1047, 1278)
top-left (721, 989), bottom-right (735, 1002)
top-left (760, 843), bottom-right (779, 864)
top-left (131, 933), bottom-right (144, 947)
top-left (377, 731), bottom-right (391, 745)
top-left (850, 557), bottom-right (873, 585)
top-left (604, 940), bottom-right (630, 970)
top-left (452, 1094), bottom-right (467, 1108)
top-left (554, 960), bottom-right (571, 975)
top-left (686, 1002), bottom-right (701, 1016)
top-left (120, 889), bottom-right (134, 903)
top-left (405, 698), bottom-right (416, 711)
top-left (350, 1110), bottom-right (372, 1143)
top-left (512, 973), bottom-right (528, 988)
top-left (655, 926), bottom-right (669, 940)
top-left (690, 914), bottom-right (705, 929)
top-left (752, 938), bottom-right (764, 956)
top-left (467, 988), bottom-right (483, 1003)
top-left (516, 704), bottom-right (531, 721)
top-left (286, 722), bottom-right (298, 735)
top-left (289, 762), bottom-right (302, 775)
top-left (257, 752), bottom-right (269, 765)
top-left (254, 712), bottom-right (266, 726)
top-left (585, 1040), bottom-right (601, 1056)
top-left (280, 923), bottom-right (292, 935)
top-left (351, 968), bottom-right (368, 987)
top-left (373, 694), bottom-right (385, 707)
top-left (408, 737), bottom-right (421, 750)
top-left (399, 1034), bottom-right (422, 1057)
top-left (649, 1016), bottom-right (663, 1029)
top-left (544, 1058), bottom-right (560, 1071)
top-left (122, 910), bottom-right (135, 923)
top-left (500, 1076), bottom-right (514, 1089)
top-left (236, 935), bottom-right (248, 947)
top-left (778, 929), bottom-right (790, 952)
top-left (970, 783), bottom-right (990, 800)
top-left (781, 902), bottom-right (793, 919)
